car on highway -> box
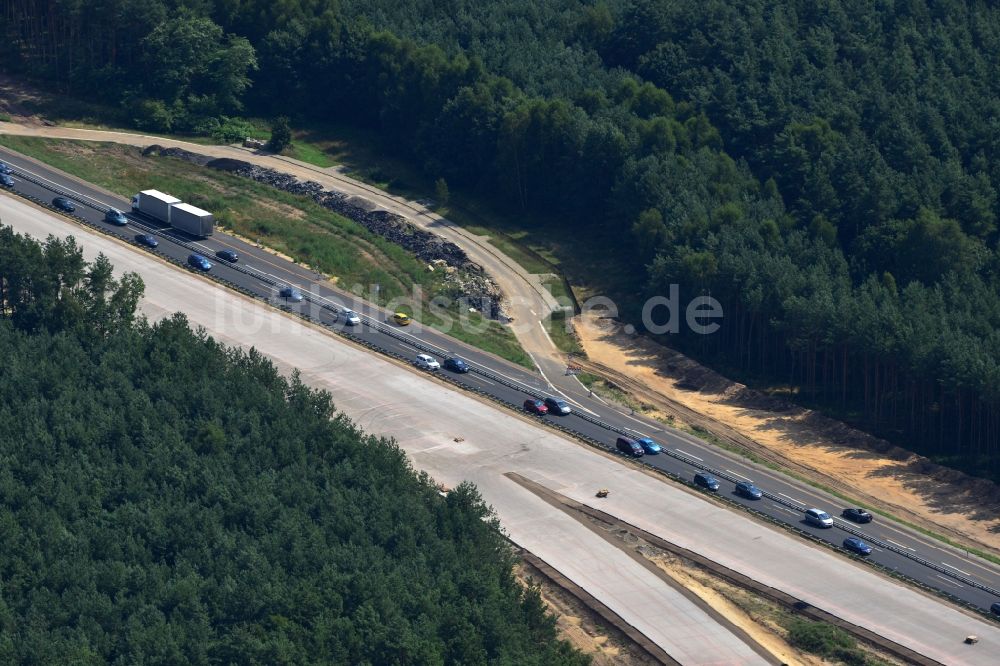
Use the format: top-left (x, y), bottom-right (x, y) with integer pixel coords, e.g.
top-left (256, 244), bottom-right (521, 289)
top-left (842, 537), bottom-right (873, 556)
top-left (52, 196), bottom-right (76, 212)
top-left (0, 173), bottom-right (13, 188)
top-left (279, 287), bottom-right (303, 302)
top-left (340, 309), bottom-right (361, 326)
top-left (992, 601), bottom-right (1000, 616)
top-left (734, 481), bottom-right (763, 500)
top-left (842, 508), bottom-right (873, 524)
top-left (0, 161), bottom-right (11, 174)
top-left (805, 508), bottom-right (834, 528)
top-left (134, 233), bottom-right (159, 248)
top-left (215, 249), bottom-right (239, 263)
top-left (523, 399), bottom-right (548, 415)
top-left (187, 254), bottom-right (213, 272)
top-left (615, 437), bottom-right (644, 457)
top-left (694, 471), bottom-right (720, 491)
top-left (414, 354), bottom-right (440, 371)
top-left (393, 312), bottom-right (411, 326)
top-left (104, 208), bottom-right (128, 226)
top-left (636, 437), bottom-right (661, 454)
top-left (443, 357), bottom-right (470, 373)
top-left (544, 397), bottom-right (571, 415)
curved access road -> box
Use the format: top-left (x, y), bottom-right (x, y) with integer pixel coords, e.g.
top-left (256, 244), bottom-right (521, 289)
top-left (5, 193), bottom-right (1000, 665)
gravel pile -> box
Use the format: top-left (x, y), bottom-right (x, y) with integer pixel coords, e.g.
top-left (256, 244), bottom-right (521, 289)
top-left (143, 147), bottom-right (507, 318)
top-left (142, 145), bottom-right (214, 167)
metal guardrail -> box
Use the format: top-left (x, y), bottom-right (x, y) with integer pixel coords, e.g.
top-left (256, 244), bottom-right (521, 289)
top-left (10, 163), bottom-right (1000, 606)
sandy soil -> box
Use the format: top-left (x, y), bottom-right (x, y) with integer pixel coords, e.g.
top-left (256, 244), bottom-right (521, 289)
top-left (514, 560), bottom-right (653, 665)
top-left (575, 313), bottom-right (1000, 558)
top-left (642, 550), bottom-right (824, 666)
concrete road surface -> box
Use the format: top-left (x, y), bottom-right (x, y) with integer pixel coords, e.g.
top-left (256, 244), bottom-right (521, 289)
top-left (0, 193), bottom-right (770, 665)
top-left (5, 194), bottom-right (1000, 665)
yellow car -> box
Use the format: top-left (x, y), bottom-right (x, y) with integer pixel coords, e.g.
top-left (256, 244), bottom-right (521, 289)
top-left (393, 312), bottom-right (411, 326)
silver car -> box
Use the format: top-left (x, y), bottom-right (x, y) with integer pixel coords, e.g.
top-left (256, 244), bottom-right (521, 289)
top-left (805, 508), bottom-right (834, 528)
top-left (414, 354), bottom-right (440, 371)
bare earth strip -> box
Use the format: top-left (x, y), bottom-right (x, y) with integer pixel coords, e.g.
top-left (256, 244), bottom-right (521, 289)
top-left (4, 194), bottom-right (999, 665)
top-left (575, 314), bottom-right (1000, 559)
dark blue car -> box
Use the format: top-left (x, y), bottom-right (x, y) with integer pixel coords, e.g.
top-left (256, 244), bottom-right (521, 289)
top-left (842, 508), bottom-right (873, 524)
top-left (188, 254), bottom-right (213, 271)
top-left (735, 481), bottom-right (763, 500)
top-left (279, 287), bottom-right (303, 302)
top-left (52, 196), bottom-right (76, 212)
top-left (0, 161), bottom-right (11, 174)
top-left (135, 234), bottom-right (158, 248)
top-left (443, 357), bottom-right (470, 373)
top-left (694, 471), bottom-right (720, 491)
top-left (843, 537), bottom-right (873, 556)
top-left (0, 173), bottom-right (13, 188)
top-left (544, 397), bottom-right (572, 415)
top-left (215, 249), bottom-right (239, 263)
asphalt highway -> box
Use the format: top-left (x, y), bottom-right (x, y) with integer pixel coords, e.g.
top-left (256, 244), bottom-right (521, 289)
top-left (3, 145), bottom-right (999, 618)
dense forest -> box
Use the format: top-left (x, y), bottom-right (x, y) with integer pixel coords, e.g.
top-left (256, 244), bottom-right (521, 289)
top-left (0, 226), bottom-right (586, 664)
top-left (1, 0), bottom-right (999, 478)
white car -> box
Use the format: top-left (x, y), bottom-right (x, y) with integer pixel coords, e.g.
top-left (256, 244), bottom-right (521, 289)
top-left (804, 508), bottom-right (834, 528)
top-left (341, 309), bottom-right (361, 326)
top-left (414, 354), bottom-right (440, 371)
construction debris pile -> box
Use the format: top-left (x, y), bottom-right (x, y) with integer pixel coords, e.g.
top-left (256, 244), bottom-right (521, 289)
top-left (142, 147), bottom-right (507, 319)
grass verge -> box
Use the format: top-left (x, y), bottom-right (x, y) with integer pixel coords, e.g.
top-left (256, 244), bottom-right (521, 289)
top-left (279, 121), bottom-right (598, 303)
top-left (546, 310), bottom-right (584, 355)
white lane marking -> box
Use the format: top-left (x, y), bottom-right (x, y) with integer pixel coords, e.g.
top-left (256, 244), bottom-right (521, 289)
top-left (935, 575), bottom-right (964, 589)
top-left (940, 561), bottom-right (972, 576)
top-left (618, 410), bottom-right (652, 428)
top-left (772, 503), bottom-right (799, 516)
top-left (528, 350), bottom-right (552, 386)
top-left (674, 448), bottom-right (703, 462)
top-left (573, 375), bottom-right (609, 405)
top-left (467, 374), bottom-right (496, 387)
top-left (10, 161), bottom-right (113, 209)
top-left (726, 469), bottom-right (753, 481)
top-left (779, 492), bottom-right (805, 505)
top-left (481, 363), bottom-right (548, 393)
top-left (885, 538), bottom-right (916, 551)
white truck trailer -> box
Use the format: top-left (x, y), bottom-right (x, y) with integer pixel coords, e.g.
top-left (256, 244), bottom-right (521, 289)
top-left (131, 189), bottom-right (214, 237)
top-left (169, 202), bottom-right (214, 237)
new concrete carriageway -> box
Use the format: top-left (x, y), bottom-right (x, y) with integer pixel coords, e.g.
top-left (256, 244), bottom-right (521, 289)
top-left (3, 194), bottom-right (999, 665)
top-left (3, 147), bottom-right (1000, 616)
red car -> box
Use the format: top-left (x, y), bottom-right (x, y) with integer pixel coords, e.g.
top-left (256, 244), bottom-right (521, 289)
top-left (523, 399), bottom-right (548, 415)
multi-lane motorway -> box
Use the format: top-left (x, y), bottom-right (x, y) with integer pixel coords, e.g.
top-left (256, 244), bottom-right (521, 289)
top-left (2, 144), bottom-right (999, 619)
